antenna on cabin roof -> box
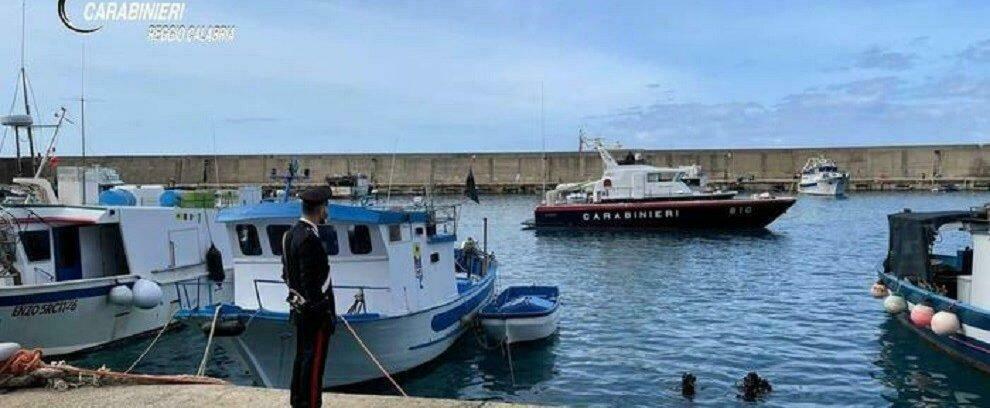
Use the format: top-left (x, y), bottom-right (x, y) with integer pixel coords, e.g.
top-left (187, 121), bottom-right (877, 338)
top-left (270, 158), bottom-right (309, 202)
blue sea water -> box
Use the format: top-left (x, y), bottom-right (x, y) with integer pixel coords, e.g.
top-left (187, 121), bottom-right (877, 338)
top-left (67, 193), bottom-right (990, 406)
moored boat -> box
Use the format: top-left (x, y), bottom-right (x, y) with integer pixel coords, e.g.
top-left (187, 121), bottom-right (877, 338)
top-left (0, 168), bottom-right (234, 356)
top-left (479, 286), bottom-right (559, 344)
top-left (181, 195), bottom-right (497, 388)
top-left (797, 156), bottom-right (848, 196)
top-left (877, 207), bottom-right (990, 373)
top-left (528, 134), bottom-right (796, 229)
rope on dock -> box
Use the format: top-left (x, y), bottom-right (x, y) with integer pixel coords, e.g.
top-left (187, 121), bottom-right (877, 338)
top-left (338, 316), bottom-right (408, 397)
top-left (0, 348), bottom-right (227, 390)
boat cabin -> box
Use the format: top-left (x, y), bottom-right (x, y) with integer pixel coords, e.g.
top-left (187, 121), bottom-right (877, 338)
top-left (0, 174), bottom-right (230, 291)
top-left (218, 202), bottom-right (473, 317)
top-left (545, 136), bottom-right (726, 205)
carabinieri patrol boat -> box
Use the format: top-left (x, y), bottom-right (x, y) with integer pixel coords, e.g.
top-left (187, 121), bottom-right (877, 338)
top-left (183, 198), bottom-right (496, 388)
top-left (527, 134), bottom-right (796, 229)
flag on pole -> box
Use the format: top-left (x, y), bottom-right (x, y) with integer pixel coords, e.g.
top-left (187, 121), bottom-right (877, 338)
top-left (464, 167), bottom-right (479, 203)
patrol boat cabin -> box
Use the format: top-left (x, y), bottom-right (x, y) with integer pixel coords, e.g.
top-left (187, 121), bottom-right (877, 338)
top-left (195, 200), bottom-right (496, 388)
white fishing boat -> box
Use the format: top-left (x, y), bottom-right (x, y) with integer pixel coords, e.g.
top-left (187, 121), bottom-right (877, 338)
top-left (479, 286), bottom-right (559, 344)
top-left (182, 195), bottom-right (496, 388)
top-left (798, 156), bottom-right (849, 196)
top-left (0, 165), bottom-right (235, 355)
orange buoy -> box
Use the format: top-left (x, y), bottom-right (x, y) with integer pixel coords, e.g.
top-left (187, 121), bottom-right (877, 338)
top-left (910, 304), bottom-right (934, 327)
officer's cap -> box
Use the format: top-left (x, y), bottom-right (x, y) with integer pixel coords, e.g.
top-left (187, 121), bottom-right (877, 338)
top-left (299, 187), bottom-right (331, 205)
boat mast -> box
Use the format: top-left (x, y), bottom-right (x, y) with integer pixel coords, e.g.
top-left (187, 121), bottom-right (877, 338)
top-left (19, 0), bottom-right (36, 175)
top-left (80, 43), bottom-right (87, 203)
top-left (580, 130), bottom-right (618, 170)
top-left (540, 81), bottom-right (546, 201)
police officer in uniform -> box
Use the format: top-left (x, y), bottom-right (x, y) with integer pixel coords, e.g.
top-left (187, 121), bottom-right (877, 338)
top-left (282, 187), bottom-right (336, 408)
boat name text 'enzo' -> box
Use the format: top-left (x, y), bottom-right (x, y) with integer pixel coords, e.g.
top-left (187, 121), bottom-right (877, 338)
top-left (10, 299), bottom-right (79, 317)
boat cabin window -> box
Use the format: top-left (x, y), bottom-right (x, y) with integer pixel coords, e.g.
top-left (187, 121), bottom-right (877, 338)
top-left (647, 172), bottom-right (679, 183)
top-left (388, 224), bottom-right (402, 242)
top-left (347, 225), bottom-right (373, 255)
top-left (318, 225), bottom-right (339, 256)
top-left (236, 224), bottom-right (262, 256)
top-left (20, 230), bottom-right (51, 262)
top-left (266, 225), bottom-right (291, 256)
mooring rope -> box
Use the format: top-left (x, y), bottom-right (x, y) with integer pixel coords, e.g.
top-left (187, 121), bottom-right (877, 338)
top-left (196, 305), bottom-right (222, 376)
top-left (504, 319), bottom-right (515, 385)
top-left (125, 305), bottom-right (180, 374)
top-left (338, 316), bottom-right (408, 397)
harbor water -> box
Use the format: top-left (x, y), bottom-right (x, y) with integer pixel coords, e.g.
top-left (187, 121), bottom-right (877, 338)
top-left (66, 193), bottom-right (990, 406)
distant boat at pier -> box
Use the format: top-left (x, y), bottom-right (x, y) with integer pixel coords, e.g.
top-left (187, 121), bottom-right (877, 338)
top-left (798, 156), bottom-right (849, 196)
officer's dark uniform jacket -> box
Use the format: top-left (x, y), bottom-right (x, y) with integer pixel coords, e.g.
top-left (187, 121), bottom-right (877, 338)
top-left (282, 220), bottom-right (336, 322)
top-left (282, 218), bottom-right (336, 408)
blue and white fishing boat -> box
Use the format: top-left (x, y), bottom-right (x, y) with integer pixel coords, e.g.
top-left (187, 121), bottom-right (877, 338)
top-left (183, 199), bottom-right (496, 388)
top-left (479, 286), bottom-right (559, 344)
top-left (877, 207), bottom-right (990, 373)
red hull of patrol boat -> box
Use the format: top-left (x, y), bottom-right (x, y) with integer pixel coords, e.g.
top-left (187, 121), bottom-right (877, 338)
top-left (532, 197), bottom-right (796, 229)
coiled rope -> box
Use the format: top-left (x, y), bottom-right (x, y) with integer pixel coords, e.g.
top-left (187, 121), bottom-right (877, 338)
top-left (338, 316), bottom-right (408, 396)
top-left (0, 349), bottom-right (42, 386)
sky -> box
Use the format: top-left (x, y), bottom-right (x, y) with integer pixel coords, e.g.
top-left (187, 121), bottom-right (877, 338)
top-left (2, 1), bottom-right (990, 155)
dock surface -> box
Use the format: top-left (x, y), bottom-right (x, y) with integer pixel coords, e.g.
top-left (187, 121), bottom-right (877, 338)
top-left (0, 385), bottom-right (533, 407)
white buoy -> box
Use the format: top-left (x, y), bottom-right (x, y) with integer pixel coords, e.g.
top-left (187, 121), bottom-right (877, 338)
top-left (0, 342), bottom-right (21, 361)
top-left (931, 311), bottom-right (961, 335)
top-left (132, 279), bottom-right (163, 309)
top-left (884, 295), bottom-right (907, 314)
top-left (108, 285), bottom-right (134, 306)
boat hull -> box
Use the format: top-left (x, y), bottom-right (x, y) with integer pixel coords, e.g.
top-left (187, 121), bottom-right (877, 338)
top-left (533, 197), bottom-right (796, 229)
top-left (481, 309), bottom-right (560, 344)
top-left (798, 176), bottom-right (848, 196)
top-left (205, 274), bottom-right (495, 388)
top-left (0, 274), bottom-right (230, 356)
top-left (879, 272), bottom-right (990, 374)
top-left (894, 313), bottom-right (990, 374)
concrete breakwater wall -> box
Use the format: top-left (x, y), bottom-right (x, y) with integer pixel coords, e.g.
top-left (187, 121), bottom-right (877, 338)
top-left (2, 143), bottom-right (988, 193)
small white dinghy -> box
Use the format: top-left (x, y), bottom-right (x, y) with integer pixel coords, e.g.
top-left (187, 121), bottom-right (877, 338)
top-left (479, 286), bottom-right (559, 344)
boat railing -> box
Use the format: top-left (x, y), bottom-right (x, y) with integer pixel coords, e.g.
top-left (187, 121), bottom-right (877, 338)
top-left (252, 278), bottom-right (390, 312)
top-left (172, 276), bottom-right (219, 311)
